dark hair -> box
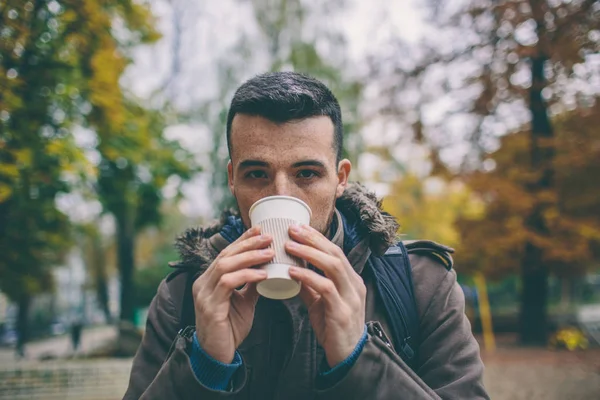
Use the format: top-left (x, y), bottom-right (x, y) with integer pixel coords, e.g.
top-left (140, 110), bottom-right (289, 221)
top-left (226, 72), bottom-right (343, 163)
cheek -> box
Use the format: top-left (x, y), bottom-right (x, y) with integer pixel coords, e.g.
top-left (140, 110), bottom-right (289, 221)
top-left (232, 187), bottom-right (258, 227)
top-left (307, 189), bottom-right (338, 226)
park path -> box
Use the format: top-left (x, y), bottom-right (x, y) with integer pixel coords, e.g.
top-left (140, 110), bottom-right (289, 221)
top-left (1, 330), bottom-right (599, 399)
top-left (0, 325), bottom-right (116, 365)
top-left (0, 326), bottom-right (123, 400)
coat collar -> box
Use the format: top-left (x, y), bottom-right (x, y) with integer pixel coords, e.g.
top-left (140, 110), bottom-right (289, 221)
top-left (171, 182), bottom-right (400, 273)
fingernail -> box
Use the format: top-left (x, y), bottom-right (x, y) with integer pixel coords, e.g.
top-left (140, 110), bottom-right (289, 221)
top-left (287, 241), bottom-right (298, 248)
top-left (289, 266), bottom-right (299, 273)
top-left (262, 248), bottom-right (273, 255)
top-left (290, 224), bottom-right (301, 233)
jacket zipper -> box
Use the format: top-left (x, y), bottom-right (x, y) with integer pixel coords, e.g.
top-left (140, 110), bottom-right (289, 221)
top-left (165, 325), bottom-right (196, 363)
top-left (377, 277), bottom-right (415, 360)
top-left (369, 321), bottom-right (393, 349)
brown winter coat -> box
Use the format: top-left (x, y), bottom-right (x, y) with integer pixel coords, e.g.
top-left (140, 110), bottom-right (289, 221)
top-left (123, 183), bottom-right (489, 399)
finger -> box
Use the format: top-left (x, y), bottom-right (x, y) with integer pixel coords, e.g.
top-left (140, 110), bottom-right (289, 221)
top-left (213, 268), bottom-right (268, 302)
top-left (207, 248), bottom-right (274, 287)
top-left (285, 241), bottom-right (354, 295)
top-left (297, 281), bottom-right (320, 309)
top-left (232, 225), bottom-right (261, 245)
top-left (288, 266), bottom-right (342, 307)
top-left (289, 224), bottom-right (342, 258)
top-left (220, 227), bottom-right (272, 258)
top-left (239, 282), bottom-right (260, 305)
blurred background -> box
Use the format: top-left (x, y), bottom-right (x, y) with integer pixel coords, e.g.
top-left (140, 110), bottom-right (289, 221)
top-left (0, 0), bottom-right (599, 399)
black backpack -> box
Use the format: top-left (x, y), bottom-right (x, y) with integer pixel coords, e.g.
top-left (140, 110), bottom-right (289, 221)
top-left (167, 240), bottom-right (453, 372)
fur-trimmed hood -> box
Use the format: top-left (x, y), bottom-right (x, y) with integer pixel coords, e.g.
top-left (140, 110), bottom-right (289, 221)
top-left (172, 182), bottom-right (400, 269)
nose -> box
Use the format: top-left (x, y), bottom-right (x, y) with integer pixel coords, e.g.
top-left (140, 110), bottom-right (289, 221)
top-left (273, 172), bottom-right (291, 196)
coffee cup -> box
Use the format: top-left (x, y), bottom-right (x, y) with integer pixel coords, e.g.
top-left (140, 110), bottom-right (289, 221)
top-left (249, 196), bottom-right (312, 300)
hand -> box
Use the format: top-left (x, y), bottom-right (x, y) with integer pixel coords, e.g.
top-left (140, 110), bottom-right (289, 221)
top-left (285, 224), bottom-right (367, 367)
top-left (192, 226), bottom-right (274, 364)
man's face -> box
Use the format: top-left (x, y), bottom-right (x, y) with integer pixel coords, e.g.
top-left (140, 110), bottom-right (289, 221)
top-left (228, 114), bottom-right (351, 235)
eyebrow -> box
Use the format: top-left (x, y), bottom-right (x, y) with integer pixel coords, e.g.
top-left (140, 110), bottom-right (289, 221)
top-left (291, 160), bottom-right (327, 169)
top-left (237, 159), bottom-right (328, 170)
top-left (238, 160), bottom-right (269, 170)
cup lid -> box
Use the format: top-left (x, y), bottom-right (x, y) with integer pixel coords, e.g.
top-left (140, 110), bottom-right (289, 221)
top-left (249, 195), bottom-right (312, 218)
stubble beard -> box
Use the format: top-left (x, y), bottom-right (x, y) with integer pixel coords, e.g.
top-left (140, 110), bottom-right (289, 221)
top-left (320, 192), bottom-right (339, 239)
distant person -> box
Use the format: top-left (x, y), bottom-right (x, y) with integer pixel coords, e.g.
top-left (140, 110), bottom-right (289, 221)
top-left (15, 334), bottom-right (26, 360)
top-left (123, 72), bottom-right (489, 399)
top-left (71, 318), bottom-right (83, 354)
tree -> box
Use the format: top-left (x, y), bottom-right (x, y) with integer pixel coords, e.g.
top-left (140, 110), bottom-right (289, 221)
top-left (96, 102), bottom-right (197, 323)
top-left (50, 0), bottom-right (200, 324)
top-left (455, 100), bottom-right (600, 321)
top-left (0, 0), bottom-right (94, 352)
top-left (133, 203), bottom-right (195, 309)
top-left (79, 222), bottom-right (113, 323)
top-left (0, 0), bottom-right (165, 347)
top-left (371, 0), bottom-right (600, 344)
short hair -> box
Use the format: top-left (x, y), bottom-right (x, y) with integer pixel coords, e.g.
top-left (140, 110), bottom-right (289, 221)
top-left (226, 72), bottom-right (343, 163)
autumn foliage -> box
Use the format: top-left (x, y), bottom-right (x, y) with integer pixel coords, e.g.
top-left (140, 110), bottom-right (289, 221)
top-left (455, 101), bottom-right (600, 280)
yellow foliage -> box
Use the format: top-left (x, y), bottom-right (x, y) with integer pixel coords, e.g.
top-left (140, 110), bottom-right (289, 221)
top-left (383, 175), bottom-right (484, 248)
top-left (88, 40), bottom-right (127, 128)
top-left (45, 137), bottom-right (90, 175)
top-left (0, 164), bottom-right (19, 179)
top-left (0, 183), bottom-right (12, 203)
top-left (549, 327), bottom-right (589, 351)
top-left (14, 149), bottom-right (32, 166)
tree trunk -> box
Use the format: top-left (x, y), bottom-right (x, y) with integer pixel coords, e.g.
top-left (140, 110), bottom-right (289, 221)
top-left (519, 4), bottom-right (555, 344)
top-left (16, 294), bottom-right (31, 358)
top-left (520, 242), bottom-right (549, 344)
top-left (117, 207), bottom-right (136, 323)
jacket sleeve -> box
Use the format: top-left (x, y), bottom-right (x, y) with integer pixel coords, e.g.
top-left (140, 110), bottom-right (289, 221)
top-left (315, 257), bottom-right (489, 400)
top-left (122, 279), bottom-right (248, 400)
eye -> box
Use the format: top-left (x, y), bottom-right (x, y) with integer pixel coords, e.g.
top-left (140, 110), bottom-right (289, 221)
top-left (246, 170), bottom-right (268, 179)
top-left (297, 170), bottom-right (319, 179)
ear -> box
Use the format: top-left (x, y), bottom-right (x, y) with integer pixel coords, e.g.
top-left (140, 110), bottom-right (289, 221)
top-left (335, 159), bottom-right (352, 198)
top-left (227, 160), bottom-right (235, 196)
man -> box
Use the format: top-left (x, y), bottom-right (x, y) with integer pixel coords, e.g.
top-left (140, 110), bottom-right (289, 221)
top-left (123, 72), bottom-right (489, 399)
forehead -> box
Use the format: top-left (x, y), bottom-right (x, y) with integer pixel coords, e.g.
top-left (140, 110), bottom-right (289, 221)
top-left (229, 114), bottom-right (336, 166)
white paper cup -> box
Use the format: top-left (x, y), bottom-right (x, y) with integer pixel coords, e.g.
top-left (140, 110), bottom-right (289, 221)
top-left (249, 196), bottom-right (312, 300)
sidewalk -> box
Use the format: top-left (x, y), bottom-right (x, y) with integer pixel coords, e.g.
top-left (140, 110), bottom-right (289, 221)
top-left (1, 329), bottom-right (599, 400)
top-left (481, 334), bottom-right (600, 400)
top-left (0, 325), bottom-right (117, 364)
top-left (0, 326), bottom-right (124, 400)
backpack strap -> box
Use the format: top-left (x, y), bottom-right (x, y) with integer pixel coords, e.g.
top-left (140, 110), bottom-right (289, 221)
top-left (403, 240), bottom-right (454, 270)
top-left (368, 240), bottom-right (454, 371)
top-left (166, 268), bottom-right (197, 331)
top-left (368, 242), bottom-right (419, 370)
